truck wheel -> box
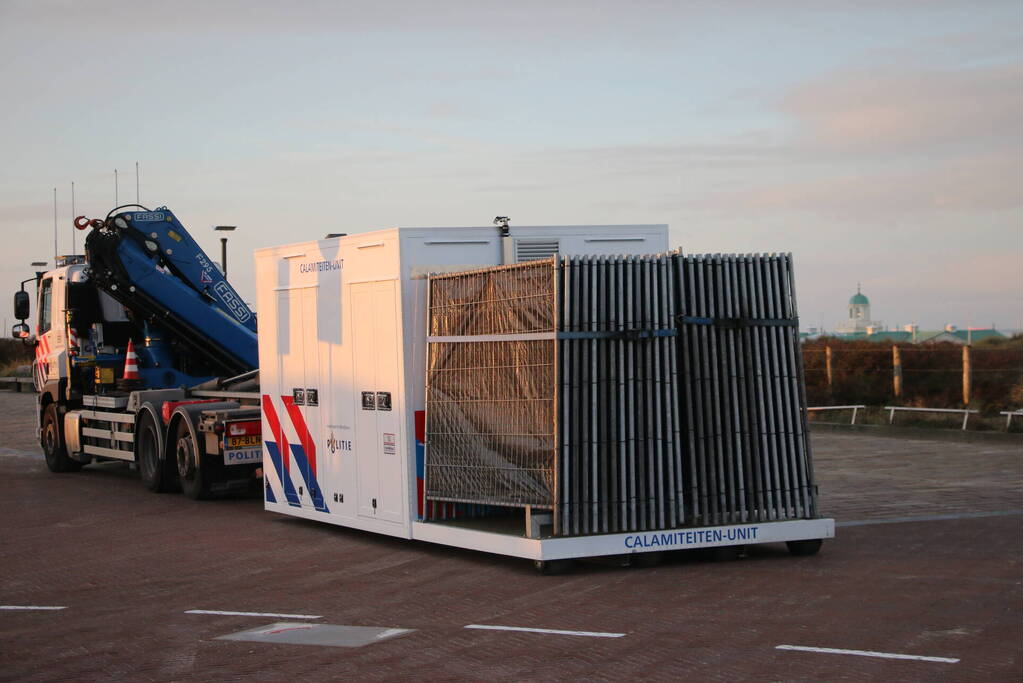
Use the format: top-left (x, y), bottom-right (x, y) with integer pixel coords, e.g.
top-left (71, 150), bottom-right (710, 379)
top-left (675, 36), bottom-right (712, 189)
top-left (786, 539), bottom-right (823, 556)
top-left (137, 412), bottom-right (176, 493)
top-left (175, 420), bottom-right (211, 500)
top-left (42, 404), bottom-right (81, 473)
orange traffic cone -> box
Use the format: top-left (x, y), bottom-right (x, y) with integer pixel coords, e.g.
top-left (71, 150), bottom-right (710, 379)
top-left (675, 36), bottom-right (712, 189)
top-left (122, 339), bottom-right (140, 381)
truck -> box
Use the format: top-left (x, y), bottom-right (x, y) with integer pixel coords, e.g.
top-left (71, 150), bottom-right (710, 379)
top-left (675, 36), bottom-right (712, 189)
top-left (11, 205), bottom-right (264, 498)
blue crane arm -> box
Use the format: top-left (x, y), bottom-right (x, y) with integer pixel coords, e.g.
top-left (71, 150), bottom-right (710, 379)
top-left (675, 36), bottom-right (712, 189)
top-left (121, 209), bottom-right (257, 333)
top-left (85, 207), bottom-right (258, 376)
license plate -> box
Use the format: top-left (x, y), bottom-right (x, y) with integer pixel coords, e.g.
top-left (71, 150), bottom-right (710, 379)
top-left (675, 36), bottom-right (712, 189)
top-left (226, 434), bottom-right (260, 448)
top-left (224, 447), bottom-right (261, 465)
top-left (224, 434), bottom-right (262, 465)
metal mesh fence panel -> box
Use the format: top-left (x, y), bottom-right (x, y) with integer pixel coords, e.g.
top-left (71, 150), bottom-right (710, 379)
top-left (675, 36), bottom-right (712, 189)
top-left (429, 261), bottom-right (556, 336)
top-left (425, 260), bottom-right (558, 509)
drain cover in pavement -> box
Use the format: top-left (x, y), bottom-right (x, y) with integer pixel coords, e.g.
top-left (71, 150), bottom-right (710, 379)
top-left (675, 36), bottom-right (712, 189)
top-left (216, 622), bottom-right (414, 648)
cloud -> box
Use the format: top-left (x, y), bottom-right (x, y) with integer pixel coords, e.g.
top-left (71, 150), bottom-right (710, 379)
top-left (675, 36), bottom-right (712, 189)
top-left (781, 62), bottom-right (1023, 155)
top-left (474, 184), bottom-right (548, 193)
top-left (705, 151), bottom-right (1023, 214)
top-left (0, 1), bottom-right (704, 38)
top-left (672, 60), bottom-right (1023, 216)
top-left (506, 137), bottom-right (793, 196)
top-left (537, 140), bottom-right (791, 170)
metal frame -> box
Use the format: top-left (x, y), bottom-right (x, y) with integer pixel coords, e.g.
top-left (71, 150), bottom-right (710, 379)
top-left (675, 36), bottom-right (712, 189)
top-left (411, 517), bottom-right (835, 561)
top-left (78, 408), bottom-right (136, 460)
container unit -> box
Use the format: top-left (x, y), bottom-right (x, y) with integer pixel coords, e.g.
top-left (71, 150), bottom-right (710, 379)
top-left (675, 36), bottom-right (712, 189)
top-left (258, 224), bottom-right (833, 565)
top-left (255, 224), bottom-right (668, 543)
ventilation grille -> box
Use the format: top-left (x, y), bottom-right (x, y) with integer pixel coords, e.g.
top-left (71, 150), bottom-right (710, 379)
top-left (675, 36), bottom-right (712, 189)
top-left (515, 239), bottom-right (560, 262)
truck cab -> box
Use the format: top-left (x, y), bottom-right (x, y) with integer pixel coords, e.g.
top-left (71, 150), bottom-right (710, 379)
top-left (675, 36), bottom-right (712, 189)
top-left (29, 257), bottom-right (131, 401)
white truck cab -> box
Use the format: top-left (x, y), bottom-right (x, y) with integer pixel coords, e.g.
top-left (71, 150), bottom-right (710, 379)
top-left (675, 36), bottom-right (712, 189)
top-left (26, 257), bottom-right (130, 399)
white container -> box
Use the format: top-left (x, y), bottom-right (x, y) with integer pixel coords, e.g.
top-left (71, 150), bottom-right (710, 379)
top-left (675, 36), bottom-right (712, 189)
top-left (255, 224), bottom-right (834, 561)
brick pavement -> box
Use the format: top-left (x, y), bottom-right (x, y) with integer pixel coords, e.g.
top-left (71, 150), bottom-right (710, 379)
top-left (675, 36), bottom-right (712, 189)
top-left (0, 390), bottom-right (40, 455)
top-left (814, 431), bottom-right (1023, 521)
top-left (0, 391), bottom-right (1020, 681)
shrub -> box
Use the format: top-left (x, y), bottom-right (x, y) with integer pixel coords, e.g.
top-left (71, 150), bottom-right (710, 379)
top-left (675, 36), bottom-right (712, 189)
top-left (802, 337), bottom-right (1023, 412)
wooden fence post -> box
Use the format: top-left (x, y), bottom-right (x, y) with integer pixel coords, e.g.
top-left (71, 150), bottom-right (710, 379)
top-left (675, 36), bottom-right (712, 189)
top-left (892, 345), bottom-right (902, 399)
top-left (825, 346), bottom-right (833, 389)
top-left (962, 345), bottom-right (972, 406)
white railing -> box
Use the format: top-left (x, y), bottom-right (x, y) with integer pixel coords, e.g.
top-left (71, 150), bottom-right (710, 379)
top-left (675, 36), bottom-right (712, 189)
top-left (807, 405), bottom-right (866, 425)
top-left (1000, 410), bottom-right (1023, 430)
top-left (884, 406), bottom-right (979, 431)
top-left (0, 377), bottom-right (34, 392)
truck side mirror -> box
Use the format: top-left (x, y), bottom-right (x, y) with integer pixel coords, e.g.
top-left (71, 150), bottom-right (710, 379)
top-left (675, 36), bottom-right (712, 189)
top-left (14, 290), bottom-right (29, 321)
top-left (11, 323), bottom-right (30, 340)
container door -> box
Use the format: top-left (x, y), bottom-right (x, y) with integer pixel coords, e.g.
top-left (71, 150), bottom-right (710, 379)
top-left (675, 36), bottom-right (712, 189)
top-left (275, 287), bottom-right (320, 509)
top-left (352, 280), bottom-right (403, 523)
top-left (372, 281), bottom-right (403, 524)
top-left (295, 286), bottom-right (325, 511)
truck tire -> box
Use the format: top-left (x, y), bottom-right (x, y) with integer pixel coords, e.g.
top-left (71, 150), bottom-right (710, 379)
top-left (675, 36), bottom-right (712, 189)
top-left (42, 403), bottom-right (81, 473)
top-left (175, 419), bottom-right (212, 500)
top-left (137, 412), bottom-right (176, 493)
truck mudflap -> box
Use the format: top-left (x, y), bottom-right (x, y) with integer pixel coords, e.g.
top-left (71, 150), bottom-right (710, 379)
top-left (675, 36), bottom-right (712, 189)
top-left (161, 398), bottom-right (222, 424)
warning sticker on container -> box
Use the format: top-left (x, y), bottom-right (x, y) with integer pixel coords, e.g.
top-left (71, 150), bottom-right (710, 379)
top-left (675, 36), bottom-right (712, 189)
top-left (361, 392), bottom-right (376, 410)
top-left (383, 433), bottom-right (396, 455)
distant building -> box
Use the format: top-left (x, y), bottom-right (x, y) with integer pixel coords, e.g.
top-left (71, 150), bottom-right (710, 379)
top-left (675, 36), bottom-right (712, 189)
top-left (947, 328), bottom-right (1005, 345)
top-left (821, 285), bottom-right (1005, 345)
top-left (835, 328), bottom-right (1002, 345)
top-left (835, 285), bottom-right (883, 335)
top-left (921, 330), bottom-right (962, 344)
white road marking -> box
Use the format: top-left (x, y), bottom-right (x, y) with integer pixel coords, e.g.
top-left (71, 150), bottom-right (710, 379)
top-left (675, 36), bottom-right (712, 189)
top-left (376, 628), bottom-right (413, 640)
top-left (465, 624), bottom-right (625, 638)
top-left (185, 610), bottom-right (323, 619)
top-left (776, 645), bottom-right (959, 663)
top-left (0, 605), bottom-right (67, 611)
top-left (256, 624), bottom-right (317, 635)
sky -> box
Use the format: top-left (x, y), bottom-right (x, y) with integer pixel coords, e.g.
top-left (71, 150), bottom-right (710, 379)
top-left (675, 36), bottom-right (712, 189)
top-left (1, 0), bottom-right (1021, 333)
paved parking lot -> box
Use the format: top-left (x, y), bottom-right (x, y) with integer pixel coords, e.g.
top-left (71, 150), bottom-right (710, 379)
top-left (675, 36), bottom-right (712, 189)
top-left (1, 391), bottom-right (1021, 681)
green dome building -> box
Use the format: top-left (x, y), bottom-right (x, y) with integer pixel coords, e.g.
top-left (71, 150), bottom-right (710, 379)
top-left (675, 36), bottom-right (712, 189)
top-left (849, 291), bottom-right (869, 306)
top-left (836, 284), bottom-right (880, 334)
